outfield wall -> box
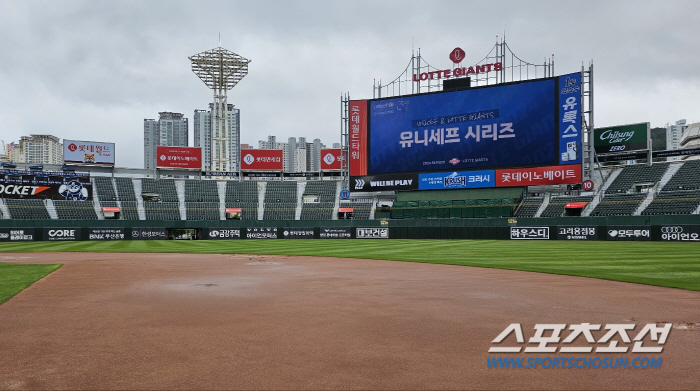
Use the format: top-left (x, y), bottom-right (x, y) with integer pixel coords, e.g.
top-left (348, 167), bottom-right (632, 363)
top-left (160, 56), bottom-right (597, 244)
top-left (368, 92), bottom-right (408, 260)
top-left (1, 215), bottom-right (700, 242)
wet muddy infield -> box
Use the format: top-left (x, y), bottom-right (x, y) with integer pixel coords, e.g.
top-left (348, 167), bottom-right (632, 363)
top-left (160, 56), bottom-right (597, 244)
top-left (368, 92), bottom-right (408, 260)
top-left (0, 252), bottom-right (698, 390)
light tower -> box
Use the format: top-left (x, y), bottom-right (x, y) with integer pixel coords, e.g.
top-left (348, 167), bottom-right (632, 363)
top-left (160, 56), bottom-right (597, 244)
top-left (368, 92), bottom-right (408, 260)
top-left (189, 47), bottom-right (250, 172)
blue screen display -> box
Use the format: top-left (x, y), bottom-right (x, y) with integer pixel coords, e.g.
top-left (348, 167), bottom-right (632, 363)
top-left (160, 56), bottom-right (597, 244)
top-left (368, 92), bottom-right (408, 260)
top-left (368, 78), bottom-right (558, 174)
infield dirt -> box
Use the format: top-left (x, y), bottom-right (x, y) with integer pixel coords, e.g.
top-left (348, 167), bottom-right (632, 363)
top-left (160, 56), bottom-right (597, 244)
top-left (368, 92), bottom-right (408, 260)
top-left (0, 252), bottom-right (698, 390)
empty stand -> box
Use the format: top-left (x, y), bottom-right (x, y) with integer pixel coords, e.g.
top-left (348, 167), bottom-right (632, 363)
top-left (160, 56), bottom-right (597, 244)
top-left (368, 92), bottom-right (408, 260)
top-left (604, 163), bottom-right (669, 194)
top-left (300, 181), bottom-right (337, 220)
top-left (184, 180), bottom-right (219, 202)
top-left (540, 195), bottom-right (593, 218)
top-left (143, 201), bottom-right (181, 220)
top-left (54, 200), bottom-right (99, 220)
top-left (224, 181), bottom-right (259, 220)
top-left (590, 193), bottom-right (647, 216)
top-left (4, 199), bottom-right (51, 220)
top-left (661, 160), bottom-right (700, 191)
top-left (641, 190), bottom-right (700, 215)
top-left (185, 202), bottom-right (220, 220)
top-left (341, 200), bottom-right (373, 220)
top-left (93, 177), bottom-right (117, 201)
top-left (114, 177), bottom-right (137, 201)
top-left (514, 196), bottom-right (544, 217)
top-left (263, 181), bottom-right (297, 220)
top-left (141, 178), bottom-right (178, 202)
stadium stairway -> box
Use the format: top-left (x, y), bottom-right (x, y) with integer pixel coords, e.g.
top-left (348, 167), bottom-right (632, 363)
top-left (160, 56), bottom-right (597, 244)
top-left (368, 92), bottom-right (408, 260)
top-left (634, 163), bottom-right (683, 215)
top-left (217, 181), bottom-right (226, 220)
top-left (583, 167), bottom-right (623, 216)
top-left (0, 199), bottom-right (9, 219)
top-left (257, 181), bottom-right (266, 220)
top-left (534, 193), bottom-right (551, 217)
top-left (176, 180), bottom-right (187, 220)
top-left (133, 179), bottom-right (146, 220)
top-left (45, 200), bottom-right (59, 219)
top-left (90, 178), bottom-right (105, 220)
top-left (694, 202), bottom-right (700, 215)
top-left (369, 200), bottom-right (377, 219)
top-left (295, 182), bottom-right (306, 220)
top-left (332, 181), bottom-right (341, 220)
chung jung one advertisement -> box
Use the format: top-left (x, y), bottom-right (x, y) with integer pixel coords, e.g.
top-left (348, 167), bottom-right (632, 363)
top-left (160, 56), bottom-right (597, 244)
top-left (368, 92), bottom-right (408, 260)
top-left (368, 75), bottom-right (580, 175)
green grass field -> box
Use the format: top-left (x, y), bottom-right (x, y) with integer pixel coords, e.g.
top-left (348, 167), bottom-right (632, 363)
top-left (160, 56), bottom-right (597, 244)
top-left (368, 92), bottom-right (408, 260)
top-left (0, 263), bottom-right (61, 305)
top-left (1, 239), bottom-right (699, 291)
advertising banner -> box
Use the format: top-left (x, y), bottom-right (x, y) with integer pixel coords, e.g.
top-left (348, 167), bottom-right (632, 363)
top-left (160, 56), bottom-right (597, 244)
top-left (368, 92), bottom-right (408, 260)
top-left (64, 140), bottom-right (115, 166)
top-left (558, 72), bottom-right (582, 165)
top-left (281, 228), bottom-right (315, 239)
top-left (349, 100), bottom-right (368, 176)
top-left (659, 225), bottom-right (700, 242)
top-left (556, 226), bottom-right (597, 240)
top-left (593, 123), bottom-right (649, 154)
top-left (206, 228), bottom-right (242, 240)
top-left (43, 228), bottom-right (81, 241)
top-left (351, 173), bottom-right (418, 192)
top-left (156, 146), bottom-right (202, 169)
top-left (356, 228), bottom-right (389, 239)
top-left (0, 171), bottom-right (92, 201)
top-left (131, 228), bottom-right (167, 240)
top-left (319, 227), bottom-right (352, 239)
top-left (495, 165), bottom-right (581, 187)
top-left (246, 227), bottom-right (278, 239)
top-left (510, 227), bottom-right (549, 240)
top-left (418, 170), bottom-right (495, 190)
top-left (606, 226), bottom-right (651, 241)
top-left (320, 149), bottom-right (343, 171)
top-left (367, 76), bottom-right (572, 175)
top-left (0, 228), bottom-right (35, 242)
top-left (240, 149), bottom-right (283, 171)
top-left (88, 228), bottom-right (125, 240)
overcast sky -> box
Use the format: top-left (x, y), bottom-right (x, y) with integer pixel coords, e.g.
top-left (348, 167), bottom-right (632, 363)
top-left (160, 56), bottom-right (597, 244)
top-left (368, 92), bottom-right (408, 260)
top-left (1, 0), bottom-right (699, 167)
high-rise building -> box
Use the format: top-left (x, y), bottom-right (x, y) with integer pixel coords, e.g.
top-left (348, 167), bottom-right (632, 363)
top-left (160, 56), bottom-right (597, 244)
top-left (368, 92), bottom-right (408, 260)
top-left (258, 135), bottom-right (330, 172)
top-left (10, 135), bottom-right (63, 165)
top-left (194, 104), bottom-right (240, 172)
top-left (666, 119), bottom-right (689, 161)
top-left (144, 112), bottom-right (189, 169)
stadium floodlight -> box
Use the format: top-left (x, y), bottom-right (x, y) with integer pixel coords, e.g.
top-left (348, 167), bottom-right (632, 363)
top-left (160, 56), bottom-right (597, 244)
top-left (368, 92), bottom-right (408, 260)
top-left (189, 47), bottom-right (251, 172)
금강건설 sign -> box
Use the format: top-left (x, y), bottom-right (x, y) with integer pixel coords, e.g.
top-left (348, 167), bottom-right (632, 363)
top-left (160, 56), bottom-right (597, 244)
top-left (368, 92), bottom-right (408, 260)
top-left (593, 123), bottom-right (649, 155)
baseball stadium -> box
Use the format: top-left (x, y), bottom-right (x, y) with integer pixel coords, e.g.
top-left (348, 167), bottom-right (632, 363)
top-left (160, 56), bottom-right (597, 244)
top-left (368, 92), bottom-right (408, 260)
top-left (1, 40), bottom-right (699, 390)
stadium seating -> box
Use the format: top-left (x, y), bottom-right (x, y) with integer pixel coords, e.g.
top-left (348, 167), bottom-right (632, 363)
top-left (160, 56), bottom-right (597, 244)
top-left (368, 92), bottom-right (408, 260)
top-left (114, 177), bottom-right (137, 201)
top-left (540, 195), bottom-right (594, 218)
top-left (93, 177), bottom-right (117, 201)
top-left (141, 178), bottom-right (178, 202)
top-left (391, 199), bottom-right (514, 219)
top-left (144, 201), bottom-right (181, 220)
top-left (100, 200), bottom-right (140, 220)
top-left (184, 180), bottom-right (219, 202)
top-left (641, 190), bottom-right (700, 215)
top-left (224, 181), bottom-right (259, 220)
top-left (54, 200), bottom-right (99, 220)
top-left (185, 201), bottom-right (220, 220)
top-left (604, 163), bottom-right (669, 194)
top-left (514, 196), bottom-right (543, 217)
top-left (661, 160), bottom-right (700, 191)
top-left (341, 200), bottom-right (373, 220)
top-left (300, 181), bottom-right (337, 220)
top-left (4, 199), bottom-right (51, 220)
top-left (263, 181), bottom-right (297, 220)
top-left (590, 193), bottom-right (647, 216)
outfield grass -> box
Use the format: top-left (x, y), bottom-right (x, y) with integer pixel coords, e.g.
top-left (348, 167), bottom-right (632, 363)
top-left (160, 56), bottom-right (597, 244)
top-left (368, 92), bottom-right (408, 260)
top-left (0, 240), bottom-right (699, 291)
top-left (0, 263), bottom-right (62, 305)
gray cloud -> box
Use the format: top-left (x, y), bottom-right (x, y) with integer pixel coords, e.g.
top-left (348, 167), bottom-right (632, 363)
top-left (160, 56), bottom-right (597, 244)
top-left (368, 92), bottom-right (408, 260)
top-left (1, 0), bottom-right (699, 166)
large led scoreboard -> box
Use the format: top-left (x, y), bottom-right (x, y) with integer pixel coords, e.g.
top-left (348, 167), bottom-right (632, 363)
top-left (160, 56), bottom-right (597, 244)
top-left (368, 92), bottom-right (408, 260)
top-left (349, 72), bottom-right (583, 192)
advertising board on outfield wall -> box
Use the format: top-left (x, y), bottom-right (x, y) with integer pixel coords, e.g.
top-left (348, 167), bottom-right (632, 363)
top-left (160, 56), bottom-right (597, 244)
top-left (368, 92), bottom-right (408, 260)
top-left (64, 140), bottom-right (115, 166)
top-left (350, 72), bottom-right (582, 191)
top-left (240, 149), bottom-right (284, 171)
top-left (320, 149), bottom-right (343, 171)
top-left (156, 146), bottom-right (202, 169)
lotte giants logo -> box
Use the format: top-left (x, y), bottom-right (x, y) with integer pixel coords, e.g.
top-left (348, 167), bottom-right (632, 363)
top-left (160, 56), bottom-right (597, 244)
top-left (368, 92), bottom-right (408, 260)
top-left (68, 143), bottom-right (78, 152)
top-left (449, 47), bottom-right (465, 63)
top-left (243, 154), bottom-right (254, 165)
top-left (323, 153), bottom-right (335, 165)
